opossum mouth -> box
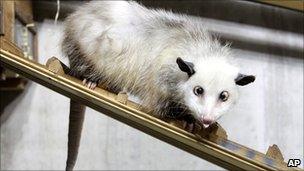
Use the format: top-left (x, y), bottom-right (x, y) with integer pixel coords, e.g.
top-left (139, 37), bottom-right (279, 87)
top-left (199, 117), bottom-right (215, 128)
top-left (202, 123), bottom-right (212, 128)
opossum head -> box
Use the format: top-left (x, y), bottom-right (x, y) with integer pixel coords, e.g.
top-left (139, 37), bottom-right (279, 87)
top-left (176, 57), bottom-right (255, 128)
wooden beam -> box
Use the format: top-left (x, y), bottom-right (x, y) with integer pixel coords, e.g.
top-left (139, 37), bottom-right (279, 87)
top-left (258, 0), bottom-right (304, 11)
top-left (32, 0), bottom-right (303, 34)
top-left (1, 1), bottom-right (14, 41)
top-left (1, 49), bottom-right (300, 171)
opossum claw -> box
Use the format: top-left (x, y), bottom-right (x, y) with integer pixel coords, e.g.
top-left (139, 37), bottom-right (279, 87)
top-left (82, 79), bottom-right (98, 90)
top-left (183, 122), bottom-right (195, 133)
top-left (91, 83), bottom-right (97, 89)
top-left (87, 82), bottom-right (92, 88)
top-left (82, 78), bottom-right (87, 85)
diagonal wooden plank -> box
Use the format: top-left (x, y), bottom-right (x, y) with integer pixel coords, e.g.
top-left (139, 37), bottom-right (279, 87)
top-left (1, 49), bottom-right (300, 171)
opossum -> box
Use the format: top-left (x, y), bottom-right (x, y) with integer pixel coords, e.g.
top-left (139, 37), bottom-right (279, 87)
top-left (62, 1), bottom-right (255, 170)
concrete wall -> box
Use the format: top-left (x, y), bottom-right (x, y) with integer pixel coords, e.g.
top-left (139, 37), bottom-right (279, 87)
top-left (1, 17), bottom-right (303, 170)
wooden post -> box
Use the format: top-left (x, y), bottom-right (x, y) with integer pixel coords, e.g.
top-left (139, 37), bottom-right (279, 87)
top-left (266, 144), bottom-right (284, 162)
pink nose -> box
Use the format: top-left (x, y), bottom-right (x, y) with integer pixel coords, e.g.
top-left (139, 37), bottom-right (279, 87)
top-left (200, 116), bottom-right (214, 125)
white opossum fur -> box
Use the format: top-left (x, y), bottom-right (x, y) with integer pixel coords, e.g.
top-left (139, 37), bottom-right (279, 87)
top-left (62, 1), bottom-right (255, 127)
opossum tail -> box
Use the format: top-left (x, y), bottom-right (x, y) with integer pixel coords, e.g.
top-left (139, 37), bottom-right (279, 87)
top-left (66, 100), bottom-right (86, 171)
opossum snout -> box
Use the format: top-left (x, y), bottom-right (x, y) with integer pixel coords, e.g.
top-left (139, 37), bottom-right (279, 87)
top-left (199, 116), bottom-right (215, 128)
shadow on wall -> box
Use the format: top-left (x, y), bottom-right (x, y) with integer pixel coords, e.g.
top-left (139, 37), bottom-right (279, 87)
top-left (0, 82), bottom-right (36, 168)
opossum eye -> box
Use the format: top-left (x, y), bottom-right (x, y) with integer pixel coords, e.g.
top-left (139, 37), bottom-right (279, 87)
top-left (219, 91), bottom-right (229, 101)
top-left (193, 86), bottom-right (204, 96)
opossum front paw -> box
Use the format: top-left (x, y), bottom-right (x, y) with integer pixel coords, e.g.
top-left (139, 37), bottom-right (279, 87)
top-left (176, 114), bottom-right (196, 133)
top-left (82, 78), bottom-right (98, 90)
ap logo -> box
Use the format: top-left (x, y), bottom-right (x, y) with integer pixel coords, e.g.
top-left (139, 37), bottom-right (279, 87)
top-left (287, 159), bottom-right (301, 167)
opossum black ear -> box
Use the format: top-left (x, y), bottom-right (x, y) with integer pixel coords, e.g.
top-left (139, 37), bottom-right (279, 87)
top-left (235, 73), bottom-right (255, 86)
top-left (176, 57), bottom-right (195, 77)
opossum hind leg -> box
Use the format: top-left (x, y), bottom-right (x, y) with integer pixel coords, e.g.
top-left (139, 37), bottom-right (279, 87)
top-left (82, 78), bottom-right (99, 90)
top-left (82, 77), bottom-right (123, 93)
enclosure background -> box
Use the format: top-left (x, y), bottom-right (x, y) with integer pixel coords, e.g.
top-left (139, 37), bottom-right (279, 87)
top-left (1, 4), bottom-right (303, 170)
